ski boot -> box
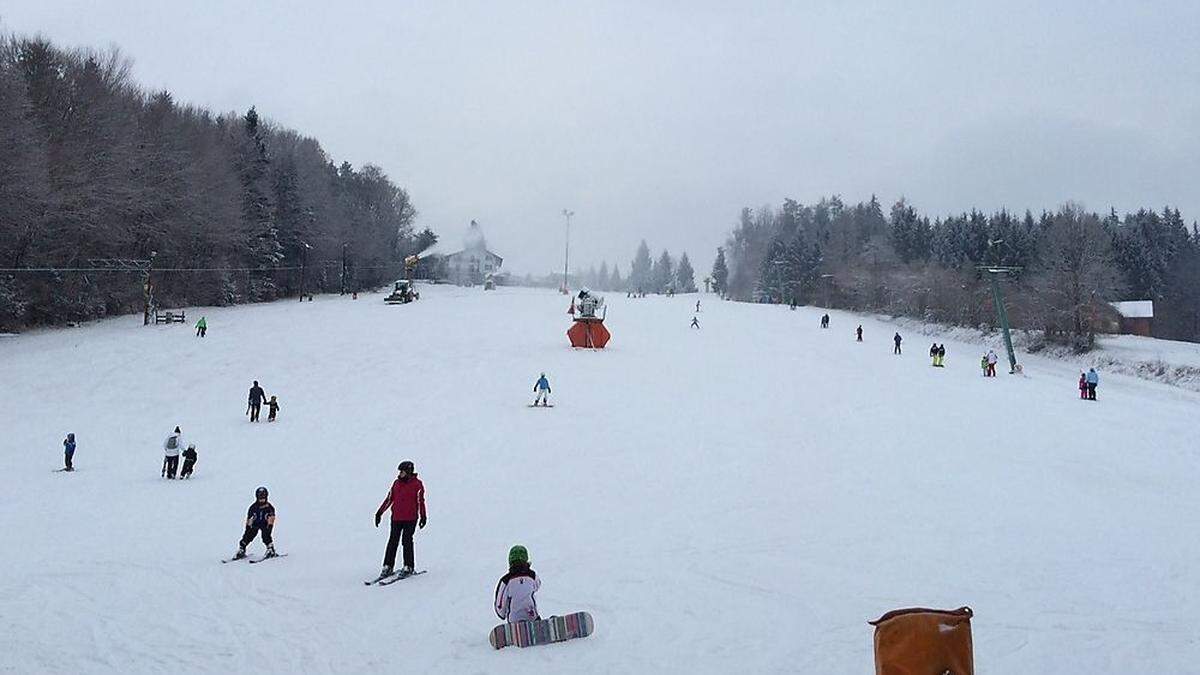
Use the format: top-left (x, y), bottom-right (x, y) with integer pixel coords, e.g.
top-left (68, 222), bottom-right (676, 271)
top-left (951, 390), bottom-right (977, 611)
top-left (232, 544), bottom-right (247, 561)
top-left (264, 545), bottom-right (277, 559)
top-left (399, 566), bottom-right (414, 578)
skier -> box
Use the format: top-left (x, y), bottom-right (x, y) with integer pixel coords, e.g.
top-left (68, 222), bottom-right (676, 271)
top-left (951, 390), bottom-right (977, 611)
top-left (533, 373), bottom-right (552, 407)
top-left (929, 342), bottom-right (938, 366)
top-left (695, 299), bottom-right (701, 313)
top-left (180, 443), bottom-right (198, 478)
top-left (374, 460), bottom-right (427, 578)
top-left (691, 316), bottom-right (700, 329)
top-left (980, 353), bottom-right (989, 377)
top-left (937, 344), bottom-right (946, 367)
top-left (1085, 367), bottom-right (1099, 400)
top-left (986, 350), bottom-right (999, 377)
top-left (62, 433), bottom-right (76, 471)
top-left (494, 545), bottom-right (540, 623)
top-left (195, 316), bottom-right (207, 337)
top-left (162, 426), bottom-right (182, 479)
top-left (232, 486), bottom-right (276, 560)
top-left (247, 381), bottom-right (266, 422)
top-left (821, 314), bottom-right (830, 329)
top-left (266, 395), bottom-right (280, 422)
top-left (1078, 372), bottom-right (1088, 400)
top-left (856, 325), bottom-right (863, 342)
top-left (893, 332), bottom-right (902, 355)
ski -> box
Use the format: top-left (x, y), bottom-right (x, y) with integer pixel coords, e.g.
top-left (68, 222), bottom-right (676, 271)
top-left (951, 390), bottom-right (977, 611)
top-left (248, 553), bottom-right (287, 564)
top-left (221, 556), bottom-right (250, 564)
top-left (378, 569), bottom-right (427, 586)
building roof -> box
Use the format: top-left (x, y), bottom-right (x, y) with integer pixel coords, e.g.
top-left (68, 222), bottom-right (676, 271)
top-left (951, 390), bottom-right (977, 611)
top-left (1110, 300), bottom-right (1154, 319)
top-left (445, 249), bottom-right (502, 264)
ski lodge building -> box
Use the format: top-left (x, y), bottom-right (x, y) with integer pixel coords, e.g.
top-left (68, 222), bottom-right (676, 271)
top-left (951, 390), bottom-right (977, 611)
top-left (444, 220), bottom-right (503, 286)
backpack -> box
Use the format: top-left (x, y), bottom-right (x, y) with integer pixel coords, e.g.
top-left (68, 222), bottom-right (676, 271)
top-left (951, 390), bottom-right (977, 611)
top-left (166, 435), bottom-right (178, 450)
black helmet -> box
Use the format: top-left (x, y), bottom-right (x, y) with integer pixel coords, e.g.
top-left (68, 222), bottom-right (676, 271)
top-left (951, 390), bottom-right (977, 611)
top-left (397, 460), bottom-right (415, 474)
top-left (255, 486), bottom-right (268, 499)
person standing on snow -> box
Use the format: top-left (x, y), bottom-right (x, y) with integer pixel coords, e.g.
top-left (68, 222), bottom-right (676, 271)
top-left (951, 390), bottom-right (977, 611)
top-left (266, 395), bottom-right (280, 422)
top-left (695, 299), bottom-right (701, 313)
top-left (691, 316), bottom-right (700, 329)
top-left (494, 545), bottom-right (540, 623)
top-left (162, 426), bottom-right (183, 479)
top-left (856, 325), bottom-right (863, 342)
top-left (195, 316), bottom-right (207, 337)
top-left (929, 343), bottom-right (939, 366)
top-left (937, 344), bottom-right (946, 367)
top-left (247, 381), bottom-right (266, 422)
top-left (180, 443), bottom-right (198, 478)
top-left (1078, 372), bottom-right (1088, 400)
top-left (986, 350), bottom-right (999, 377)
top-left (374, 460), bottom-right (427, 578)
top-left (62, 433), bottom-right (76, 471)
top-left (893, 332), bottom-right (902, 354)
top-left (980, 353), bottom-right (989, 377)
top-left (533, 373), bottom-right (552, 407)
top-left (1085, 368), bottom-right (1099, 400)
top-left (233, 486), bottom-right (276, 560)
top-left (821, 314), bottom-right (830, 329)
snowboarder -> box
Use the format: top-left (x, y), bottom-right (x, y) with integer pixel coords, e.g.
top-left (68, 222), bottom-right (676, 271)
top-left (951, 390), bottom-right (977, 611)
top-left (180, 443), bottom-right (198, 478)
top-left (986, 350), bottom-right (999, 377)
top-left (247, 381), bottom-right (266, 422)
top-left (893, 332), bottom-right (902, 354)
top-left (233, 486), bottom-right (276, 560)
top-left (1078, 372), bottom-right (1088, 400)
top-left (821, 314), bottom-right (830, 329)
top-left (195, 316), bottom-right (207, 337)
top-left (690, 316), bottom-right (700, 329)
top-left (494, 545), bottom-right (540, 623)
top-left (374, 460), bottom-right (427, 578)
top-left (266, 395), bottom-right (280, 422)
top-left (937, 344), bottom-right (946, 367)
top-left (62, 433), bottom-right (76, 471)
top-left (162, 426), bottom-right (182, 479)
top-left (856, 325), bottom-right (863, 342)
top-left (533, 373), bottom-right (551, 407)
top-left (1085, 368), bottom-right (1099, 400)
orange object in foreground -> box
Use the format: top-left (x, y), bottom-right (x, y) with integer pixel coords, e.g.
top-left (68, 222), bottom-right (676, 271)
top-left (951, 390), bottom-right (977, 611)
top-left (869, 606), bottom-right (973, 675)
top-left (567, 318), bottom-right (610, 348)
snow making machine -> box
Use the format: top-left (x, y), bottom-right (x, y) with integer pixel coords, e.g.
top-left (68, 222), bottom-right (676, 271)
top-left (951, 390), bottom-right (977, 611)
top-left (384, 254), bottom-right (424, 304)
top-left (567, 288), bottom-right (610, 348)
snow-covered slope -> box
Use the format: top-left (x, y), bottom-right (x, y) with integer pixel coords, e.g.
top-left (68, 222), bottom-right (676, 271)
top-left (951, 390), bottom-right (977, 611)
top-left (1, 286), bottom-right (1197, 673)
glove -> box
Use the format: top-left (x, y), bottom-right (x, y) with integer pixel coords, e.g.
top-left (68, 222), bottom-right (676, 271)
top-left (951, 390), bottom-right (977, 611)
top-left (374, 512), bottom-right (382, 527)
top-left (418, 515), bottom-right (427, 529)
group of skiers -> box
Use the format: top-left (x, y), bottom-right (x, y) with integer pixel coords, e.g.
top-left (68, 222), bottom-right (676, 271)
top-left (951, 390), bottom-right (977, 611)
top-left (929, 343), bottom-right (947, 366)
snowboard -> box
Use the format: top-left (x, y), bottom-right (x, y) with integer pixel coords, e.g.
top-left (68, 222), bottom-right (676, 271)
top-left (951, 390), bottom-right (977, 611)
top-left (489, 611), bottom-right (594, 649)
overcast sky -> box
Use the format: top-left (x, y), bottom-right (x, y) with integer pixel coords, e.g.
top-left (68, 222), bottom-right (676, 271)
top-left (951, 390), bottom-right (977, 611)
top-left (4, 1), bottom-right (1199, 274)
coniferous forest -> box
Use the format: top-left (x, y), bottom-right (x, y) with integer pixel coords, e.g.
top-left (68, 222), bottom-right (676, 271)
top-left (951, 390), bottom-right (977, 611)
top-left (712, 197), bottom-right (1200, 348)
top-left (0, 33), bottom-right (428, 330)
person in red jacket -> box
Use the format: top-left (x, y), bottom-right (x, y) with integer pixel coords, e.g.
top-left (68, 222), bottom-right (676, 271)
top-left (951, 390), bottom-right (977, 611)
top-left (374, 460), bottom-right (427, 577)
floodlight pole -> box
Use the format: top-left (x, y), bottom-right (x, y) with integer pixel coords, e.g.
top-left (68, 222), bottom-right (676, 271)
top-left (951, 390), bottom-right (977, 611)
top-left (562, 209), bottom-right (574, 294)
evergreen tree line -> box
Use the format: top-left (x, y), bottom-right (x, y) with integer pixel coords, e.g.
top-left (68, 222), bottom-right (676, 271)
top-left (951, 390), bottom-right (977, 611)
top-left (712, 196), bottom-right (1200, 348)
top-left (574, 241), bottom-right (698, 294)
top-left (0, 33), bottom-right (429, 330)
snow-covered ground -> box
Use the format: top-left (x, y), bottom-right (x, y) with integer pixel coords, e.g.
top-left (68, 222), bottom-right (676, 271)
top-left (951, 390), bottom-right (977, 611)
top-left (1, 286), bottom-right (1198, 673)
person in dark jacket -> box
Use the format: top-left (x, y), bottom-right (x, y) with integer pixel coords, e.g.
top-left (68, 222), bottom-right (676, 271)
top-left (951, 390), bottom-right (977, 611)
top-left (893, 332), bottom-right (902, 354)
top-left (821, 314), bottom-right (830, 329)
top-left (233, 486), bottom-right (276, 559)
top-left (62, 433), bottom-right (76, 471)
top-left (180, 443), bottom-right (198, 478)
top-left (266, 395), bottom-right (280, 422)
top-left (375, 460), bottom-right (427, 577)
top-left (248, 381), bottom-right (266, 422)
top-left (936, 344), bottom-right (946, 367)
top-left (856, 325), bottom-right (863, 342)
top-left (494, 545), bottom-right (540, 623)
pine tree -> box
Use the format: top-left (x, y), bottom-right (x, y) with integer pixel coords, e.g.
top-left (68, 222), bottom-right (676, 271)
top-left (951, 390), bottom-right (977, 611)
top-left (651, 250), bottom-right (674, 293)
top-left (711, 247), bottom-right (729, 297)
top-left (629, 240), bottom-right (652, 293)
top-left (610, 264), bottom-right (623, 292)
top-left (597, 261), bottom-right (609, 291)
top-left (675, 252), bottom-right (697, 292)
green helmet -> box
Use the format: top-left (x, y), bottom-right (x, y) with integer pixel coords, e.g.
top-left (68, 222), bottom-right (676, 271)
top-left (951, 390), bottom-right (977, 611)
top-left (508, 545), bottom-right (529, 566)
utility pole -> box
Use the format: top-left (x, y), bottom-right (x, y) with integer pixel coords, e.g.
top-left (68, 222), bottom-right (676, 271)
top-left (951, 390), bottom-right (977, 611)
top-left (562, 209), bottom-right (574, 294)
top-left (341, 242), bottom-right (347, 295)
top-left (299, 242), bottom-right (311, 301)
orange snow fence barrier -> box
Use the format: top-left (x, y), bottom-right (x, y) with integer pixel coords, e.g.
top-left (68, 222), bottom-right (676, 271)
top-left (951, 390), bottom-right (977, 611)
top-left (567, 319), bottom-right (610, 348)
top-left (869, 606), bottom-right (974, 675)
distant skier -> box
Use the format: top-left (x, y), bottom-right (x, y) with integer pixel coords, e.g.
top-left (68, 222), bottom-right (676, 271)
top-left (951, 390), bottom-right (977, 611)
top-left (929, 343), bottom-right (939, 366)
top-left (266, 395), bottom-right (280, 422)
top-left (986, 350), bottom-right (999, 377)
top-left (163, 426), bottom-right (182, 479)
top-left (533, 373), bottom-right (552, 407)
top-left (62, 433), bottom-right (76, 471)
top-left (1085, 368), bottom-right (1099, 400)
top-left (195, 316), bottom-right (207, 338)
top-left (893, 332), bottom-right (902, 354)
top-left (232, 486), bottom-right (276, 560)
top-left (695, 300), bottom-right (701, 313)
top-left (937, 344), bottom-right (946, 367)
top-left (180, 443), bottom-right (198, 478)
top-left (1078, 372), bottom-right (1088, 400)
top-left (374, 460), bottom-right (427, 578)
top-left (494, 545), bottom-right (540, 623)
top-left (690, 316), bottom-right (700, 329)
top-left (980, 353), bottom-right (989, 377)
top-left (856, 325), bottom-right (863, 342)
top-left (821, 314), bottom-right (829, 329)
top-left (247, 381), bottom-right (266, 422)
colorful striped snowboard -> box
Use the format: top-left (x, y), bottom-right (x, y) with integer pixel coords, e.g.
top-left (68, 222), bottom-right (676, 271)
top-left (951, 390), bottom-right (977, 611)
top-left (489, 611), bottom-right (594, 649)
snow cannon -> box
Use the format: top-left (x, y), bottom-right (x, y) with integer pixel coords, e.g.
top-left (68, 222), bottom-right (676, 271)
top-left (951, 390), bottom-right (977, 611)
top-left (567, 288), bottom-right (610, 348)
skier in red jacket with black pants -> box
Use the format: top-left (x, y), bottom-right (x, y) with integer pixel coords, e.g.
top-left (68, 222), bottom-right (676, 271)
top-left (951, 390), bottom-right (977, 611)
top-left (375, 460), bottom-right (427, 578)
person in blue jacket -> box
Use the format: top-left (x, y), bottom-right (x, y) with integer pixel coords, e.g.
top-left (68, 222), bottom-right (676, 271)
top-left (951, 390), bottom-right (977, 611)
top-left (533, 373), bottom-right (551, 407)
top-left (62, 433), bottom-right (76, 471)
top-left (1085, 368), bottom-right (1099, 400)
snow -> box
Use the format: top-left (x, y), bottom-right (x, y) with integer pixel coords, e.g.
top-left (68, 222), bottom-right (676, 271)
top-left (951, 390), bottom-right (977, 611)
top-left (1110, 300), bottom-right (1154, 319)
top-left (2, 286), bottom-right (1199, 673)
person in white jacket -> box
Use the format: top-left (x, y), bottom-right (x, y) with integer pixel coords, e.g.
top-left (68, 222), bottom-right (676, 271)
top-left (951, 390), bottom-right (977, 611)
top-left (163, 426), bottom-right (183, 479)
top-left (494, 545), bottom-right (540, 623)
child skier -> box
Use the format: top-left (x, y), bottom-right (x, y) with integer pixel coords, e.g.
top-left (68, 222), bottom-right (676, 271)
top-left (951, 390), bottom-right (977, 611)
top-left (233, 486), bottom-right (276, 560)
top-left (374, 460), bottom-right (427, 578)
top-left (980, 354), bottom-right (989, 377)
top-left (1078, 372), bottom-right (1088, 400)
top-left (533, 373), bottom-right (551, 407)
top-left (62, 433), bottom-right (76, 471)
top-left (195, 316), bottom-right (207, 337)
top-left (266, 395), bottom-right (280, 422)
top-left (180, 443), bottom-right (198, 478)
top-left (494, 545), bottom-right (540, 623)
top-left (163, 426), bottom-right (182, 479)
